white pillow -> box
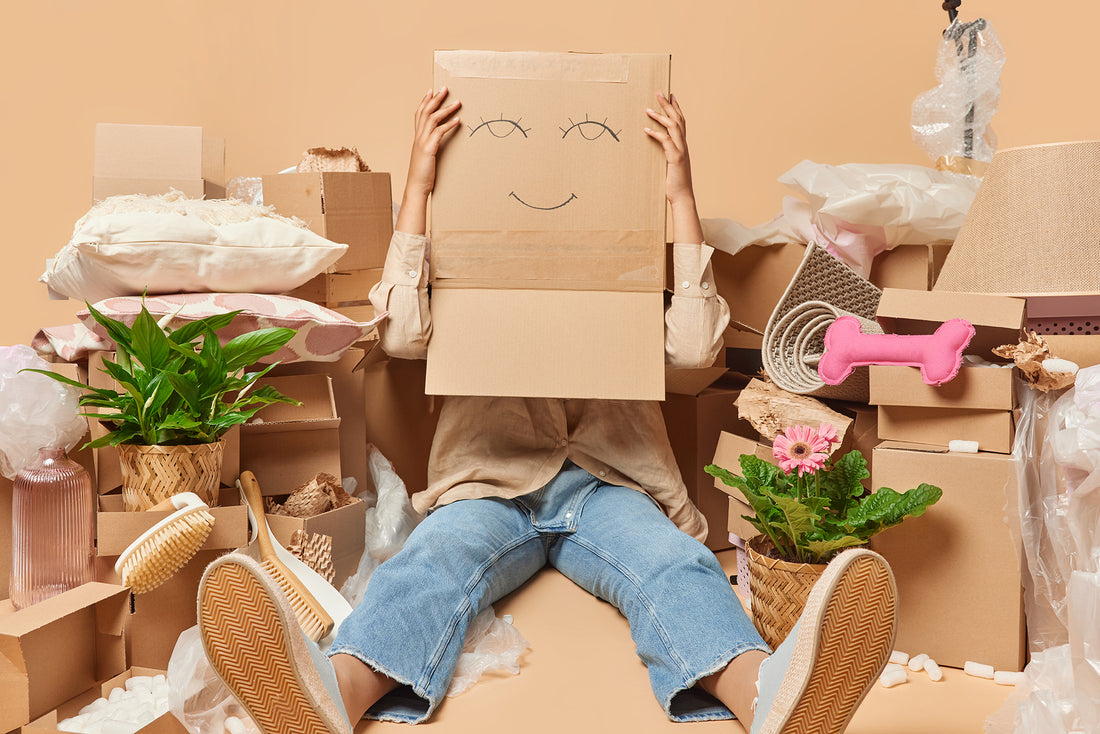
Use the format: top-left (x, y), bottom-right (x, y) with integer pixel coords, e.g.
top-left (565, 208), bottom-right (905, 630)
top-left (40, 191), bottom-right (348, 302)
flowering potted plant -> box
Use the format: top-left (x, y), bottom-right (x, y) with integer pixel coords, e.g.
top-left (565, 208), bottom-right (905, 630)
top-left (705, 423), bottom-right (941, 646)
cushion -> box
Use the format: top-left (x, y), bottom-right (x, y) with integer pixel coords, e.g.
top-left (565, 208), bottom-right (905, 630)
top-left (79, 293), bottom-right (386, 364)
top-left (40, 191), bottom-right (348, 302)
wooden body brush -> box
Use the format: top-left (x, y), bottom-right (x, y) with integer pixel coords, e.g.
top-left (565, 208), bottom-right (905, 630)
top-left (115, 491), bottom-right (215, 594)
top-left (238, 470), bottom-right (334, 642)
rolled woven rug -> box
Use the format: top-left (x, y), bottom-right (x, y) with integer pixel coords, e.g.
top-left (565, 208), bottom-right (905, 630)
top-left (761, 242), bottom-right (883, 402)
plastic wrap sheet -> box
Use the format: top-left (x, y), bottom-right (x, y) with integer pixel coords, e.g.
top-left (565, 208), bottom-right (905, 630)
top-left (988, 369), bottom-right (1100, 731)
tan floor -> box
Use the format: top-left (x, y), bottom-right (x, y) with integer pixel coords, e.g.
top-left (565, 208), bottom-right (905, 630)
top-left (358, 550), bottom-right (1012, 733)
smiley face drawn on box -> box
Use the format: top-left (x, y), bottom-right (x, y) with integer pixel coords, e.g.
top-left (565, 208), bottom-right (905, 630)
top-left (430, 51), bottom-right (670, 290)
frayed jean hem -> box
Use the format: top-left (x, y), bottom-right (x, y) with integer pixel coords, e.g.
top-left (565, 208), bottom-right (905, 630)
top-left (327, 645), bottom-right (438, 724)
top-left (662, 640), bottom-right (772, 723)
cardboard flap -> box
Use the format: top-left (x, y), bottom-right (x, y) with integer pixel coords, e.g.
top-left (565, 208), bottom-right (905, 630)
top-left (665, 367), bottom-right (728, 396)
top-left (876, 288), bottom-right (1026, 358)
top-left (246, 375), bottom-right (337, 424)
top-left (0, 583), bottom-right (127, 638)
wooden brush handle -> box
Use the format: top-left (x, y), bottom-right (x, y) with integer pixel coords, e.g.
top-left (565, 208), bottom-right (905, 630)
top-left (239, 471), bottom-right (278, 560)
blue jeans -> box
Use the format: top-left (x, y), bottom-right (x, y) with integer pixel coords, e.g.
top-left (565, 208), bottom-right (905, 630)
top-left (328, 460), bottom-right (769, 723)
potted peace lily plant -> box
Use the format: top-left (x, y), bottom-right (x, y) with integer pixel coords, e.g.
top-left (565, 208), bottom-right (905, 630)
top-left (30, 302), bottom-right (300, 511)
top-left (705, 423), bottom-right (942, 648)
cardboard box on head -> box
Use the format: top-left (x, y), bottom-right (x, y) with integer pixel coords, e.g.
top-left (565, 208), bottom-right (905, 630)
top-left (427, 50), bottom-right (671, 400)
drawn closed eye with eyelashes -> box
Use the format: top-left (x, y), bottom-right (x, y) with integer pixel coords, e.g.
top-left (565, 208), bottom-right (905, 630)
top-left (559, 115), bottom-right (621, 142)
top-left (468, 115), bottom-right (530, 138)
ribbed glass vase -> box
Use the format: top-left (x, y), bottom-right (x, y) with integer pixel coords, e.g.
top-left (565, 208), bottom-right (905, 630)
top-left (9, 447), bottom-right (95, 609)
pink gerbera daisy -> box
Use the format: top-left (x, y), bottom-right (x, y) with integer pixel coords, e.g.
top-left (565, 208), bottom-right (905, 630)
top-left (816, 423), bottom-right (840, 445)
top-left (773, 425), bottom-right (832, 476)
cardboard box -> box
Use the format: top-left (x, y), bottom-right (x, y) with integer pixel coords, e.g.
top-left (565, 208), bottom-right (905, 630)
top-left (359, 353), bottom-right (441, 498)
top-left (869, 244), bottom-right (952, 291)
top-left (877, 404), bottom-right (1014, 454)
top-left (0, 583), bottom-right (128, 732)
top-left (427, 288), bottom-right (666, 399)
top-left (87, 352), bottom-right (240, 496)
top-left (1044, 334), bottom-right (1100, 368)
top-left (427, 51), bottom-right (670, 400)
top-left (239, 374), bottom-right (341, 497)
top-left (875, 288), bottom-right (1026, 361)
top-left (869, 365), bottom-right (1017, 410)
top-left (284, 268), bottom-right (384, 307)
top-left (22, 667), bottom-right (186, 734)
top-left (710, 431), bottom-right (776, 507)
top-left (94, 549), bottom-right (224, 670)
top-left (660, 369), bottom-right (755, 550)
top-left (726, 495), bottom-right (757, 541)
top-left (93, 123), bottom-right (225, 200)
top-left (95, 493), bottom-right (247, 556)
top-left (266, 498), bottom-right (366, 590)
top-left (262, 172), bottom-right (393, 272)
top-left (712, 242), bottom-right (807, 334)
top-left (871, 442), bottom-right (1025, 671)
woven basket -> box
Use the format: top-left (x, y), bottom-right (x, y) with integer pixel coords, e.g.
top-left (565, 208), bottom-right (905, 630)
top-left (746, 535), bottom-right (828, 649)
top-left (118, 441), bottom-right (224, 511)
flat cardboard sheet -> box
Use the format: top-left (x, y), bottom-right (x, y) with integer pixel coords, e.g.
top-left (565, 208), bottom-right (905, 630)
top-left (871, 442), bottom-right (1025, 671)
top-left (426, 288), bottom-right (665, 400)
top-left (431, 51), bottom-right (669, 291)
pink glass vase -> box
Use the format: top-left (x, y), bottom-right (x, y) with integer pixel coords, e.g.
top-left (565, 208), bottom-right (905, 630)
top-left (9, 447), bottom-right (95, 609)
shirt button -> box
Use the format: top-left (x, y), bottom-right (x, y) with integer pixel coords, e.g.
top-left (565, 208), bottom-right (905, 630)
top-left (681, 280), bottom-right (691, 290)
top-left (408, 269), bottom-right (418, 279)
top-left (701, 282), bottom-right (710, 290)
top-left (598, 470), bottom-right (607, 477)
top-left (559, 438), bottom-right (568, 447)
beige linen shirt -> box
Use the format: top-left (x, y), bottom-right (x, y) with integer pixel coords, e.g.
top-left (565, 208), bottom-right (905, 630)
top-left (369, 231), bottom-right (730, 542)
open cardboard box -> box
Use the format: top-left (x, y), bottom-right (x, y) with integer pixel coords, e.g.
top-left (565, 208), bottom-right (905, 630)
top-left (869, 364), bottom-right (1017, 411)
top-left (0, 583), bottom-right (128, 732)
top-left (875, 288), bottom-right (1026, 361)
top-left (660, 368), bottom-right (755, 550)
top-left (869, 243), bottom-right (952, 292)
top-left (871, 441), bottom-right (1025, 672)
top-left (92, 123), bottom-right (225, 201)
top-left (426, 51), bottom-right (670, 400)
top-left (262, 172), bottom-right (394, 272)
top-left (266, 498), bottom-right (366, 590)
top-left (876, 404), bottom-right (1015, 454)
top-left (95, 492), bottom-right (247, 557)
top-left (22, 667), bottom-right (185, 734)
top-left (239, 374), bottom-right (341, 497)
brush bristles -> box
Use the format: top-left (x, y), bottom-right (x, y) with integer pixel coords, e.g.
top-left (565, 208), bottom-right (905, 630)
top-left (119, 509), bottom-right (215, 594)
top-left (260, 559), bottom-right (332, 642)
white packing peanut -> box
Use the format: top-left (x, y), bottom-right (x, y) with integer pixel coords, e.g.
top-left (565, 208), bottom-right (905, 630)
top-left (880, 667), bottom-right (908, 688)
top-left (924, 658), bottom-right (944, 681)
top-left (994, 670), bottom-right (1027, 686)
top-left (964, 660), bottom-right (995, 679)
top-left (225, 716), bottom-right (247, 734)
top-left (889, 650), bottom-right (910, 666)
top-left (908, 653), bottom-right (930, 672)
top-left (949, 440), bottom-right (980, 453)
top-left (884, 663), bottom-right (906, 675)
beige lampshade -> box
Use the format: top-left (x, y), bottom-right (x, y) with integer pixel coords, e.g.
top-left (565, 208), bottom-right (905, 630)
top-left (934, 141), bottom-right (1100, 296)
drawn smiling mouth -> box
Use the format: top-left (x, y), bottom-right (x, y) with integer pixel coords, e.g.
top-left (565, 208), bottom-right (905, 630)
top-left (508, 192), bottom-right (578, 210)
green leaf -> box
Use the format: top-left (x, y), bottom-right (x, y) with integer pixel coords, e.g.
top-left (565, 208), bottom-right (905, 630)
top-left (168, 311), bottom-right (241, 346)
top-left (130, 306), bottom-right (172, 369)
top-left (162, 370), bottom-right (204, 416)
top-left (804, 535), bottom-right (867, 561)
top-left (222, 328), bottom-right (295, 371)
top-left (84, 301), bottom-right (134, 351)
top-left (762, 489), bottom-right (820, 543)
top-left (739, 454), bottom-right (779, 493)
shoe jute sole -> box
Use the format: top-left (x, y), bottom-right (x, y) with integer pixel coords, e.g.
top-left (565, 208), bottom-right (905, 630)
top-left (759, 548), bottom-right (898, 734)
top-left (198, 553), bottom-right (350, 734)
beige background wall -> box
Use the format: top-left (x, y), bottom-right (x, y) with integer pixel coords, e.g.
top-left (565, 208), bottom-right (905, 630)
top-left (2, 1), bottom-right (1095, 347)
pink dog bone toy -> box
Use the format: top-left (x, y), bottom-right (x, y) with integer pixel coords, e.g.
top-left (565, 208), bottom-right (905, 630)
top-left (818, 316), bottom-right (976, 387)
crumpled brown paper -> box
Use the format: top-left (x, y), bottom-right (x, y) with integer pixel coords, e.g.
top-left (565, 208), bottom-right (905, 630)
top-left (993, 331), bottom-right (1078, 392)
top-left (265, 472), bottom-right (354, 518)
top-left (297, 146), bottom-right (370, 173)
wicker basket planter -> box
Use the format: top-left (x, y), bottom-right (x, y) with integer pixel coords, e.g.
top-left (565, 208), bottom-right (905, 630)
top-left (746, 535), bottom-right (830, 649)
top-left (118, 441), bottom-right (224, 511)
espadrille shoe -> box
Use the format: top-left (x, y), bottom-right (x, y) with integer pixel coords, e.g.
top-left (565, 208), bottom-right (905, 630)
top-left (750, 548), bottom-right (897, 734)
top-left (198, 552), bottom-right (353, 734)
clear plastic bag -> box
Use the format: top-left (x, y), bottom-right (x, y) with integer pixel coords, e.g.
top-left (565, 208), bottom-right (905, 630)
top-left (446, 605), bottom-right (530, 697)
top-left (911, 18), bottom-right (1005, 164)
top-left (0, 345), bottom-right (88, 479)
top-left (167, 626), bottom-right (260, 734)
top-left (987, 370), bottom-right (1100, 731)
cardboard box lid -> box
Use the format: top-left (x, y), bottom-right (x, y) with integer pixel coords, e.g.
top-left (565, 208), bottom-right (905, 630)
top-left (875, 288), bottom-right (1026, 358)
top-left (426, 287), bottom-right (665, 400)
top-left (241, 374), bottom-right (340, 433)
top-left (869, 364), bottom-right (1018, 410)
top-left (430, 51), bottom-right (669, 292)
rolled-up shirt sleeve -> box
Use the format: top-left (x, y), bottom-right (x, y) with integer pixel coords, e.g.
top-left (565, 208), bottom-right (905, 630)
top-left (368, 230), bottom-right (432, 360)
top-left (664, 242), bottom-right (730, 369)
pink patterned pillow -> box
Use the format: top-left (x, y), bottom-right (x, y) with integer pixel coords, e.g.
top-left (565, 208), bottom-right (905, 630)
top-left (79, 293), bottom-right (387, 364)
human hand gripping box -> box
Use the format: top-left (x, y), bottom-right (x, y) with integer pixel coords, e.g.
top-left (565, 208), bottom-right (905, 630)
top-left (427, 51), bottom-right (670, 400)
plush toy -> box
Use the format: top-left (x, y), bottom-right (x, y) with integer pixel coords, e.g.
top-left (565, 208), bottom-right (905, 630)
top-left (818, 316), bottom-right (975, 386)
